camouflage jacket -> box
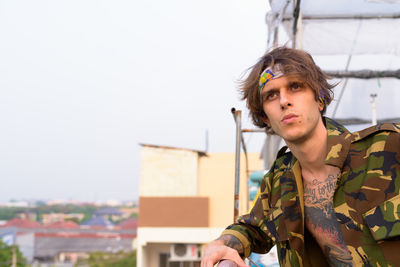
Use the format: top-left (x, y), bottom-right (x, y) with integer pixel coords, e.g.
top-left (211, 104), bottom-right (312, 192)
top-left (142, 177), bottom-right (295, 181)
top-left (221, 117), bottom-right (400, 267)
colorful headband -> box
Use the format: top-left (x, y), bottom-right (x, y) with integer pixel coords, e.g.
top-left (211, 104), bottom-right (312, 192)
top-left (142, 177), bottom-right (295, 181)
top-left (258, 65), bottom-right (284, 93)
top-left (319, 90), bottom-right (325, 105)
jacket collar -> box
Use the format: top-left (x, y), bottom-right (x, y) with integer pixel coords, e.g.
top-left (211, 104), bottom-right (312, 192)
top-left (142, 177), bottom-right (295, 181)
top-left (323, 117), bottom-right (352, 170)
top-left (277, 117), bottom-right (352, 170)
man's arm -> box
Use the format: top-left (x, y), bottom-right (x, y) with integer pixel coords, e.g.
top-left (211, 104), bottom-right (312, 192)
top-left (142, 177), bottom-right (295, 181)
top-left (201, 171), bottom-right (275, 266)
top-left (218, 235), bottom-right (244, 255)
top-left (201, 235), bottom-right (249, 267)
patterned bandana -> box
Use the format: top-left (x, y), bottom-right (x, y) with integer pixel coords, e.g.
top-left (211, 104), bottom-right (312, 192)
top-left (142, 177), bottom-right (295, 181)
top-left (319, 90), bottom-right (325, 105)
top-left (258, 64), bottom-right (284, 93)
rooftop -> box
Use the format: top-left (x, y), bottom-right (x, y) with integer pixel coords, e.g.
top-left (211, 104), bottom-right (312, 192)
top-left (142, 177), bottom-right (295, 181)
top-left (139, 143), bottom-right (207, 156)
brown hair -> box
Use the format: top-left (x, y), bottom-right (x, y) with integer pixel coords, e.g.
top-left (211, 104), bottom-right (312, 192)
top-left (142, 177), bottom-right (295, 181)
top-left (239, 46), bottom-right (335, 130)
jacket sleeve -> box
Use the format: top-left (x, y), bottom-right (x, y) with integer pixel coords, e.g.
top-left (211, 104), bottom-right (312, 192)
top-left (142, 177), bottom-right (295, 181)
top-left (220, 171), bottom-right (274, 258)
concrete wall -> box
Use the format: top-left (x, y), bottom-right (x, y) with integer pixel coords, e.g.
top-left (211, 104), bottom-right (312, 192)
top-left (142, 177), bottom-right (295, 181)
top-left (137, 228), bottom-right (222, 267)
top-left (138, 197), bottom-right (208, 227)
top-left (198, 153), bottom-right (263, 227)
top-left (142, 243), bottom-right (170, 267)
top-left (140, 146), bottom-right (199, 197)
top-left (16, 232), bottom-right (34, 263)
top-left (137, 147), bottom-right (264, 267)
top-left (139, 146), bottom-right (264, 227)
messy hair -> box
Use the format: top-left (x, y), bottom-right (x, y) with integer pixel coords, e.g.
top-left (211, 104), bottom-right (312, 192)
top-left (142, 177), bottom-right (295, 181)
top-left (239, 46), bottom-right (335, 130)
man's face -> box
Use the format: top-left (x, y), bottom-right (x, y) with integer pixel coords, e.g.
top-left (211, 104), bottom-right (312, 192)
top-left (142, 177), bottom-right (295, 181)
top-left (260, 75), bottom-right (324, 144)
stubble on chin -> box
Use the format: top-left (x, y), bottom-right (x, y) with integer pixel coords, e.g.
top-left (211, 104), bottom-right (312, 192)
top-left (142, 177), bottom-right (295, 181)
top-left (281, 123), bottom-right (317, 145)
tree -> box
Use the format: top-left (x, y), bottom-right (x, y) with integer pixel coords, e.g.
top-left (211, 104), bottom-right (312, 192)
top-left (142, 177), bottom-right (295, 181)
top-left (0, 207), bottom-right (26, 221)
top-left (0, 240), bottom-right (27, 267)
top-left (75, 251), bottom-right (136, 267)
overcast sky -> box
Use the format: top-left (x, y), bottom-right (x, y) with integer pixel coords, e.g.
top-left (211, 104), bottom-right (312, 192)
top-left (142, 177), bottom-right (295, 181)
top-left (0, 0), bottom-right (270, 203)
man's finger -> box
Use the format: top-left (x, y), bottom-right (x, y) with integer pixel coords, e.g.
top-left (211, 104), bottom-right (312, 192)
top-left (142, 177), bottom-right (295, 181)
top-left (225, 249), bottom-right (249, 267)
top-left (218, 260), bottom-right (238, 267)
top-left (218, 259), bottom-right (250, 267)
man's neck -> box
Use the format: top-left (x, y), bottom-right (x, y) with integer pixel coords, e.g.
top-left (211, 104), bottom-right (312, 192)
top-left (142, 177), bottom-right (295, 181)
top-left (286, 119), bottom-right (328, 177)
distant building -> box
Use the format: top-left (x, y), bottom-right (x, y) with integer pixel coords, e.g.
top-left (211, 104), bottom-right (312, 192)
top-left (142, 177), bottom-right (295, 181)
top-left (94, 207), bottom-right (122, 217)
top-left (81, 215), bottom-right (114, 228)
top-left (41, 213), bottom-right (84, 225)
top-left (0, 217), bottom-right (137, 265)
top-left (16, 211), bottom-right (37, 222)
top-left (94, 206), bottom-right (124, 222)
top-left (137, 144), bottom-right (263, 267)
top-left (34, 231), bottom-right (135, 264)
top-left (103, 199), bottom-right (122, 206)
top-left (0, 227), bottom-right (16, 246)
top-left (44, 220), bottom-right (80, 229)
top-left (117, 218), bottom-right (138, 229)
top-left (119, 207), bottom-right (139, 219)
top-left (3, 218), bottom-right (42, 228)
top-left (4, 201), bottom-right (30, 208)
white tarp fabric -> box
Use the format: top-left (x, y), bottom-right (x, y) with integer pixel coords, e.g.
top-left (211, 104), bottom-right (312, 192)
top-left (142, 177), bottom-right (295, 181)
top-left (279, 0), bottom-right (400, 16)
top-left (269, 0), bottom-right (400, 55)
top-left (288, 19), bottom-right (400, 55)
top-left (266, 0), bottom-right (400, 128)
top-left (326, 78), bottom-right (400, 125)
top-left (261, 134), bottom-right (284, 170)
top-left (366, 0), bottom-right (400, 4)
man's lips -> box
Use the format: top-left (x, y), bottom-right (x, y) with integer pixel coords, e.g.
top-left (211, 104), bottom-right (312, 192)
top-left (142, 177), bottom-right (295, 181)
top-left (281, 114), bottom-right (298, 124)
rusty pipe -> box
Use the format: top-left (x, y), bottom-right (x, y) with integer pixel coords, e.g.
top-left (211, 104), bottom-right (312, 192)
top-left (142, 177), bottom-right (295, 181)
top-left (231, 108), bottom-right (241, 221)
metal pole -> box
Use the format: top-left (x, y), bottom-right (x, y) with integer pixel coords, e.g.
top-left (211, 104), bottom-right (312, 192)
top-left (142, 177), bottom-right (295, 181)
top-left (371, 94), bottom-right (377, 125)
top-left (292, 0), bottom-right (301, 48)
top-left (325, 69), bottom-right (400, 79)
top-left (231, 108), bottom-right (241, 221)
top-left (12, 246), bottom-right (17, 267)
top-left (241, 129), bottom-right (265, 133)
top-left (297, 10), bottom-right (303, 49)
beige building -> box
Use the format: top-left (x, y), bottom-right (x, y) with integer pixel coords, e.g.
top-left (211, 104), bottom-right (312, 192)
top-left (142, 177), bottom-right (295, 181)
top-left (41, 213), bottom-right (84, 224)
top-left (137, 144), bottom-right (263, 267)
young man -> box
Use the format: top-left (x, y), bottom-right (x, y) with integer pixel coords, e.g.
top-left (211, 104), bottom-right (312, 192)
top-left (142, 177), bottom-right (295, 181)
top-left (201, 47), bottom-right (400, 267)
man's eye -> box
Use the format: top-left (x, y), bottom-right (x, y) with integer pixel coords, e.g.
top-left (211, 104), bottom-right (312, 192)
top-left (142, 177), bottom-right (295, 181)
top-left (290, 82), bottom-right (301, 90)
top-left (263, 92), bottom-right (278, 101)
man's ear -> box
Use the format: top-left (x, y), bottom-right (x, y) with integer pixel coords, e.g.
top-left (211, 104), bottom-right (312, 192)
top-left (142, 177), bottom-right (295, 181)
top-left (318, 99), bottom-right (324, 112)
top-left (260, 109), bottom-right (271, 127)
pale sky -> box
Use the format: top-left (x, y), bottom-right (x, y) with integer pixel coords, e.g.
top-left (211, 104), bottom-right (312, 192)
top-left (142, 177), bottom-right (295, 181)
top-left (0, 0), bottom-right (270, 202)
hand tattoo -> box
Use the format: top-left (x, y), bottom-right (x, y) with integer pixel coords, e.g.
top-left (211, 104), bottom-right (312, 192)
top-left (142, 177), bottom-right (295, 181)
top-left (218, 235), bottom-right (244, 254)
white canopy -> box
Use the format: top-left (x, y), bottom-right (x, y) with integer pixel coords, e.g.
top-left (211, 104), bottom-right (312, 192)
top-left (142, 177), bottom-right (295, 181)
top-left (267, 0), bottom-right (400, 129)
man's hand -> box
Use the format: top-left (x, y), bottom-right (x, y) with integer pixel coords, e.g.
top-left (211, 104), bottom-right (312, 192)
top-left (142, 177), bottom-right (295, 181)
top-left (201, 236), bottom-right (249, 267)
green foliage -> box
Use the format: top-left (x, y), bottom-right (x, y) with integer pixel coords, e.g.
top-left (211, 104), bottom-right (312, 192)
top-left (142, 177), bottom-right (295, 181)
top-left (0, 203), bottom-right (138, 225)
top-left (35, 204), bottom-right (98, 222)
top-left (75, 251), bottom-right (136, 267)
top-left (129, 213), bottom-right (138, 219)
top-left (0, 204), bottom-right (100, 223)
top-left (120, 203), bottom-right (137, 208)
top-left (0, 207), bottom-right (27, 221)
top-left (80, 213), bottom-right (93, 224)
top-left (0, 240), bottom-right (27, 267)
top-left (64, 217), bottom-right (80, 224)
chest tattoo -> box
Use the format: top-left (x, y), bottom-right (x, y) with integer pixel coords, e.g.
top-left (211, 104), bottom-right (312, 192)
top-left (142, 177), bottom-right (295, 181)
top-left (304, 174), bottom-right (353, 266)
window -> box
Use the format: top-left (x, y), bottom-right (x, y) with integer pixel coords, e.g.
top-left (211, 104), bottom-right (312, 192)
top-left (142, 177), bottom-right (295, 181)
top-left (159, 253), bottom-right (169, 267)
top-left (169, 261), bottom-right (200, 267)
top-left (159, 253), bottom-right (200, 267)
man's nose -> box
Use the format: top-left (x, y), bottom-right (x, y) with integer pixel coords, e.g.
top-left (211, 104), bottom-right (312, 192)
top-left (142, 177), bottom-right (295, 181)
top-left (280, 90), bottom-right (291, 109)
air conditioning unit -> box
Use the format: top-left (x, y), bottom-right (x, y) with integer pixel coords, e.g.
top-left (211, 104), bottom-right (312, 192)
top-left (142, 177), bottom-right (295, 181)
top-left (170, 244), bottom-right (200, 261)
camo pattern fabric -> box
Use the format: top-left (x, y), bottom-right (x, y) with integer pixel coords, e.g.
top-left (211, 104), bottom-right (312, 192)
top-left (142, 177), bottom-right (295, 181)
top-left (221, 117), bottom-right (400, 267)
